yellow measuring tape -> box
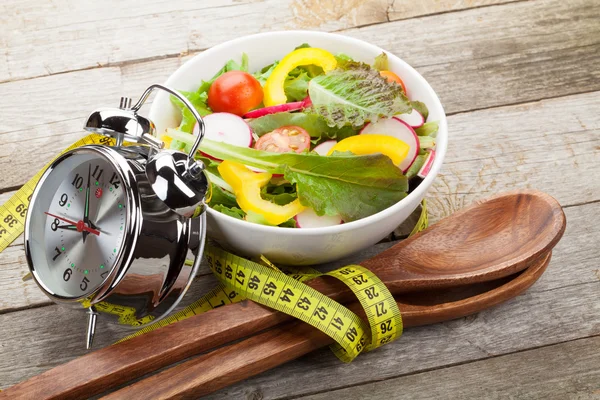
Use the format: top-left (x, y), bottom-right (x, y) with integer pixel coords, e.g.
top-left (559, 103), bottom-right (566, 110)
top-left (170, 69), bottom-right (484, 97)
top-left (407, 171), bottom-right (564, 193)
top-left (0, 134), bottom-right (429, 362)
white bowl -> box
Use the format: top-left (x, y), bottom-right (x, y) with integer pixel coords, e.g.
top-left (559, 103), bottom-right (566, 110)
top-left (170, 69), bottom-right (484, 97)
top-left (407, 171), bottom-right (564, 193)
top-left (150, 30), bottom-right (448, 265)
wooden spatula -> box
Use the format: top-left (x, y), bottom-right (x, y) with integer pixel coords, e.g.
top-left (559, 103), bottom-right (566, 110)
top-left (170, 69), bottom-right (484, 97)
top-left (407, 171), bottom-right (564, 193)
top-left (101, 251), bottom-right (552, 399)
top-left (0, 191), bottom-right (565, 400)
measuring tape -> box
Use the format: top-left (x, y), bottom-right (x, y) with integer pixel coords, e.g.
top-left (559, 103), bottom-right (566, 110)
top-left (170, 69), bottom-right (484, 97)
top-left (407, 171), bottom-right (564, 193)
top-left (0, 134), bottom-right (429, 362)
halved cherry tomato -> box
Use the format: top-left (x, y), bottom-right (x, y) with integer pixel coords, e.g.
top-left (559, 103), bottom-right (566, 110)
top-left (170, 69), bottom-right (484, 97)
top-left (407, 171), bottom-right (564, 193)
top-left (255, 126), bottom-right (311, 153)
top-left (208, 71), bottom-right (263, 116)
top-left (380, 70), bottom-right (407, 94)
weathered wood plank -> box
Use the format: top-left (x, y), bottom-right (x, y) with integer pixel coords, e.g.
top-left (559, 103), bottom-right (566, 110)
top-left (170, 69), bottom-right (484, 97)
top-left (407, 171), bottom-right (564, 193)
top-left (427, 90), bottom-right (600, 221)
top-left (1, 0), bottom-right (598, 191)
top-left (0, 0), bottom-right (392, 83)
top-left (2, 268), bottom-right (598, 394)
top-left (388, 0), bottom-right (518, 21)
top-left (300, 335), bottom-right (600, 400)
top-left (1, 91), bottom-right (598, 312)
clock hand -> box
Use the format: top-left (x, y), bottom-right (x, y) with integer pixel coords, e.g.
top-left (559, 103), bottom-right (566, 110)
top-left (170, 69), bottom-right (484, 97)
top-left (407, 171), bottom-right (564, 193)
top-left (83, 164), bottom-right (91, 242)
top-left (57, 224), bottom-right (78, 231)
top-left (44, 212), bottom-right (100, 236)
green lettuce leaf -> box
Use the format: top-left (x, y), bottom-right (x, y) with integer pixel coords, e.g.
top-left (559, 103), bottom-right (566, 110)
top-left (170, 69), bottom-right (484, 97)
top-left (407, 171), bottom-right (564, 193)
top-left (212, 204), bottom-right (245, 220)
top-left (253, 61), bottom-right (279, 85)
top-left (200, 139), bottom-right (408, 221)
top-left (373, 52), bottom-right (389, 71)
top-left (415, 121), bottom-right (439, 137)
top-left (247, 112), bottom-right (359, 142)
top-left (208, 183), bottom-right (238, 208)
top-left (170, 91), bottom-right (212, 133)
top-left (335, 53), bottom-right (354, 63)
top-left (308, 62), bottom-right (411, 128)
top-left (410, 101), bottom-right (429, 121)
top-left (284, 71), bottom-right (311, 102)
top-left (260, 181), bottom-right (297, 205)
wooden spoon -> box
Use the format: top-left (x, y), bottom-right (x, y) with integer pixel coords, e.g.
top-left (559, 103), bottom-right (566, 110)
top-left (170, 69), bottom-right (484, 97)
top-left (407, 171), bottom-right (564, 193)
top-left (101, 251), bottom-right (553, 399)
top-left (0, 191), bottom-right (565, 400)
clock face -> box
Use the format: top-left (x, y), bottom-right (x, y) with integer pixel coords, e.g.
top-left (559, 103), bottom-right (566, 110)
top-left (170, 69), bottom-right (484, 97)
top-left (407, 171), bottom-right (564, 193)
top-left (26, 149), bottom-right (129, 298)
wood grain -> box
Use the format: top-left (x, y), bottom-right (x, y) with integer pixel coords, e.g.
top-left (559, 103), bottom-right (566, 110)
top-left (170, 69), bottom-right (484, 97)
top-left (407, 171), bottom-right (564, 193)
top-left (426, 91), bottom-right (600, 222)
top-left (100, 252), bottom-right (551, 400)
top-left (388, 0), bottom-right (518, 21)
top-left (0, 0), bottom-right (392, 83)
top-left (300, 335), bottom-right (600, 400)
top-left (1, 0), bottom-right (599, 191)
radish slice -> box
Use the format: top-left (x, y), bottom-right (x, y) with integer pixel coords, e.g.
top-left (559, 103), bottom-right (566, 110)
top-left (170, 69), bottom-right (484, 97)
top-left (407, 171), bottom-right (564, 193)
top-left (294, 208), bottom-right (342, 228)
top-left (418, 150), bottom-right (436, 178)
top-left (242, 97), bottom-right (311, 119)
top-left (194, 112), bottom-right (253, 147)
top-left (360, 117), bottom-right (420, 172)
top-left (396, 109), bottom-right (424, 129)
top-left (243, 102), bottom-right (303, 119)
top-left (194, 113), bottom-right (253, 160)
top-left (313, 140), bottom-right (337, 156)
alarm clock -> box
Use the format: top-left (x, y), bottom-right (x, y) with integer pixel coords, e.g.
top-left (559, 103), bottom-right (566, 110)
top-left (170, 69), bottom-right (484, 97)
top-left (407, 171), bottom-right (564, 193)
top-left (24, 84), bottom-right (210, 348)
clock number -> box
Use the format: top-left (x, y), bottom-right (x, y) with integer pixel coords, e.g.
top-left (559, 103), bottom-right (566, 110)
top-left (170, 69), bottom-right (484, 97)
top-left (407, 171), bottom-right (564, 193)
top-left (71, 173), bottom-right (83, 189)
top-left (63, 268), bottom-right (72, 281)
top-left (100, 271), bottom-right (109, 279)
top-left (50, 218), bottom-right (59, 231)
top-left (109, 172), bottom-right (121, 189)
top-left (91, 165), bottom-right (104, 181)
top-left (58, 193), bottom-right (68, 207)
top-left (52, 246), bottom-right (62, 261)
top-left (80, 277), bottom-right (90, 291)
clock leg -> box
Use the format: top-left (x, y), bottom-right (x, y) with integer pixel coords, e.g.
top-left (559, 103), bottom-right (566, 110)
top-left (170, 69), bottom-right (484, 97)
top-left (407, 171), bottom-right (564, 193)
top-left (86, 306), bottom-right (99, 349)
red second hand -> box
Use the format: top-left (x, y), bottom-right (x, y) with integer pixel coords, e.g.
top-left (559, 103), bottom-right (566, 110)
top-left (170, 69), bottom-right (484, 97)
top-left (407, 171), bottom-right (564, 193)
top-left (44, 212), bottom-right (101, 236)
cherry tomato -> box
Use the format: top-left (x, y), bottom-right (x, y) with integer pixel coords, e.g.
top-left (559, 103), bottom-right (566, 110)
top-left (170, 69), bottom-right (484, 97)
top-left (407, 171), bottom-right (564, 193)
top-left (255, 126), bottom-right (311, 154)
top-left (380, 70), bottom-right (407, 94)
top-left (208, 71), bottom-right (264, 116)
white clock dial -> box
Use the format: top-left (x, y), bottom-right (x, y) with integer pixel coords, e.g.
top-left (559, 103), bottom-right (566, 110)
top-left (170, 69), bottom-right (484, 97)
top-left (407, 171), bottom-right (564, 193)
top-left (27, 150), bottom-right (128, 298)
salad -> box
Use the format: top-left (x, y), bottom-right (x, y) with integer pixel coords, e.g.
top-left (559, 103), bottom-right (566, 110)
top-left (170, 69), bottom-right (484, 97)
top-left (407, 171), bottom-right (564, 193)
top-left (162, 44), bottom-right (438, 228)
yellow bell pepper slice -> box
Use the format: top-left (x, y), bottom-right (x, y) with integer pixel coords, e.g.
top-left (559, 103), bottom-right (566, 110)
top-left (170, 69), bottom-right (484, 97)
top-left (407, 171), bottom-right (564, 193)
top-left (327, 134), bottom-right (410, 167)
top-left (264, 48), bottom-right (337, 106)
top-left (218, 161), bottom-right (305, 226)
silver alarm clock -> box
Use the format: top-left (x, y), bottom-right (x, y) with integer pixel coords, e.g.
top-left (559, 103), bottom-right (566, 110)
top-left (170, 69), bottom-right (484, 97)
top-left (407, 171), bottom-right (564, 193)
top-left (24, 84), bottom-right (210, 348)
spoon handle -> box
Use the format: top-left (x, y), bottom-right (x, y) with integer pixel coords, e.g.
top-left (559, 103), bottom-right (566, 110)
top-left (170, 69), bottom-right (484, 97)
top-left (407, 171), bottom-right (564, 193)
top-left (100, 251), bottom-right (551, 400)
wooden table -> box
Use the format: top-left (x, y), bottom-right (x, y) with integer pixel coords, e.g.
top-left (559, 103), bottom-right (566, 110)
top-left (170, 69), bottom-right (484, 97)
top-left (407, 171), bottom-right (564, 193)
top-left (1, 0), bottom-right (599, 398)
